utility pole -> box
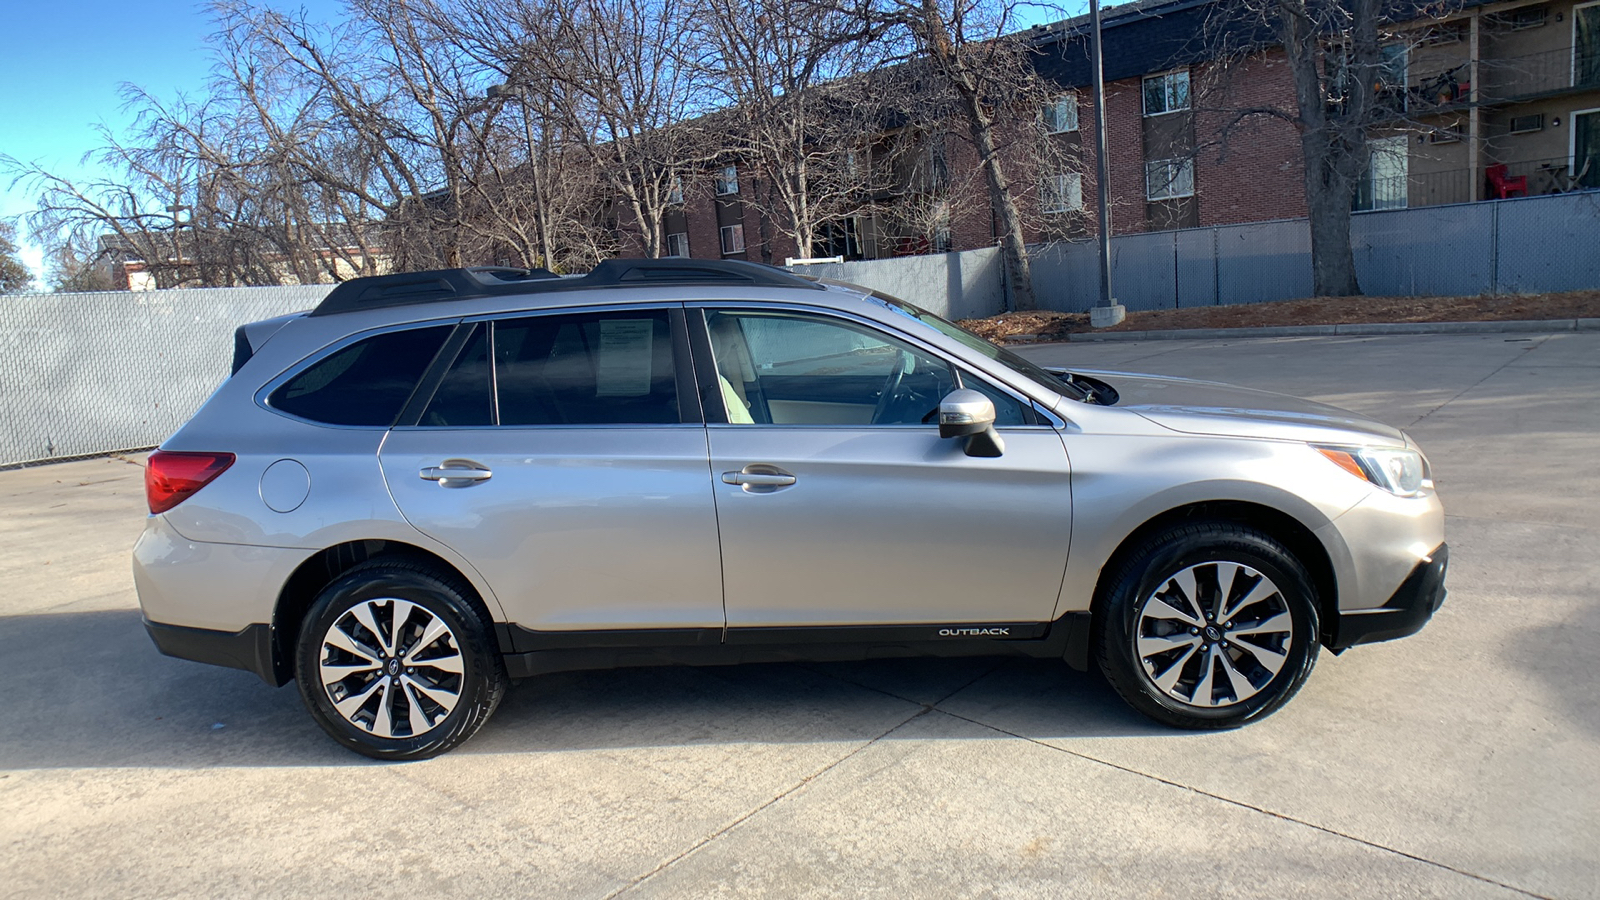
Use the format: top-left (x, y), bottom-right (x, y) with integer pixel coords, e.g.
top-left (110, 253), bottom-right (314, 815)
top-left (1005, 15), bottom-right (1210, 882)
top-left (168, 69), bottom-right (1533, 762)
top-left (1087, 0), bottom-right (1125, 328)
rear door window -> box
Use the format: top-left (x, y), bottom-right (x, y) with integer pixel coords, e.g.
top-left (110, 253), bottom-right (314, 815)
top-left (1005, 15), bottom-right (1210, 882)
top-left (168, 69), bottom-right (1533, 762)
top-left (270, 325), bottom-right (450, 426)
top-left (419, 309), bottom-right (682, 427)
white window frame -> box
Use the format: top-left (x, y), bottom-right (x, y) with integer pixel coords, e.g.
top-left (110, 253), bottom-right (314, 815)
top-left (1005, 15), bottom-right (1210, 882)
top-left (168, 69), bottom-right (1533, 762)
top-left (667, 176), bottom-right (684, 206)
top-left (714, 166), bottom-right (739, 196)
top-left (1576, 2), bottom-right (1600, 90)
top-left (1144, 158), bottom-right (1195, 200)
top-left (720, 223), bottom-right (745, 255)
top-left (665, 232), bottom-right (690, 258)
top-left (1041, 173), bottom-right (1084, 213)
top-left (1571, 106), bottom-right (1600, 185)
top-left (1043, 94), bottom-right (1079, 134)
top-left (1142, 69), bottom-right (1190, 117)
top-left (1365, 135), bottom-right (1409, 211)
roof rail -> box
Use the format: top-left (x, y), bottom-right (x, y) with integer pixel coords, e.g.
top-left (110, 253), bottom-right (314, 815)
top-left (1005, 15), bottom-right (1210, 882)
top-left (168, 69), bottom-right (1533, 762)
top-left (583, 257), bottom-right (821, 288)
top-left (309, 258), bottom-right (820, 317)
top-left (309, 266), bottom-right (559, 317)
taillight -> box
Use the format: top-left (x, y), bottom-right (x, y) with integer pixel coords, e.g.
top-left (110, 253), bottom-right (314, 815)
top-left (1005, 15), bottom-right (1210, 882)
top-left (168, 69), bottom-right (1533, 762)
top-left (145, 451), bottom-right (236, 514)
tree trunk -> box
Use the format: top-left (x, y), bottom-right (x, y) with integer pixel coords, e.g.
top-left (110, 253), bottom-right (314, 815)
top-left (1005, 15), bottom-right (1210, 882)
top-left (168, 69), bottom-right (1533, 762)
top-left (1301, 142), bottom-right (1361, 297)
top-left (957, 88), bottom-right (1037, 310)
top-left (1278, 7), bottom-right (1362, 297)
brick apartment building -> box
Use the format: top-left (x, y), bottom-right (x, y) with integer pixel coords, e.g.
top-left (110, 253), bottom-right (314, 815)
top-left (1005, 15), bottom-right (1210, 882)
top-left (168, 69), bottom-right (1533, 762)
top-left (649, 0), bottom-right (1600, 265)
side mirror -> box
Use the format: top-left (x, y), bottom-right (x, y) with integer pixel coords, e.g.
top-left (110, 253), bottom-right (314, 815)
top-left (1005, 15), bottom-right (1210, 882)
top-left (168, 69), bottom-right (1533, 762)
top-left (938, 389), bottom-right (1005, 458)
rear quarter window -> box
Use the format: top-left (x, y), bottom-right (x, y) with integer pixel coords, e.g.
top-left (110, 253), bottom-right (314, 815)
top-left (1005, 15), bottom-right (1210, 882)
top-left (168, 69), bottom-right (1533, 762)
top-left (269, 325), bottom-right (451, 426)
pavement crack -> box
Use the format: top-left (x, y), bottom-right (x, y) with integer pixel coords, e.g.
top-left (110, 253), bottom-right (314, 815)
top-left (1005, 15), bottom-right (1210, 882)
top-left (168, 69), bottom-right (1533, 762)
top-left (1406, 336), bottom-right (1550, 428)
top-left (930, 708), bottom-right (1555, 900)
top-left (604, 704), bottom-right (937, 899)
top-left (798, 661), bottom-right (1003, 710)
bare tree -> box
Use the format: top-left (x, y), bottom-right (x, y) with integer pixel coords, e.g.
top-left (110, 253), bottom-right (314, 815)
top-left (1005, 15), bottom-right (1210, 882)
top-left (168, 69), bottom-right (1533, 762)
top-left (1204, 0), bottom-right (1457, 296)
top-left (432, 0), bottom-right (630, 271)
top-left (858, 0), bottom-right (1045, 308)
top-left (693, 0), bottom-right (894, 261)
top-left (0, 221), bottom-right (33, 293)
top-left (534, 0), bottom-right (714, 258)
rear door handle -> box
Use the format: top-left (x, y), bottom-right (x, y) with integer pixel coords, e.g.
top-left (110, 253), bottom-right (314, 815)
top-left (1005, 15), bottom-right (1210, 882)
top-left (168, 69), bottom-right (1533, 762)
top-left (721, 466), bottom-right (797, 492)
top-left (420, 461), bottom-right (493, 487)
top-left (722, 471), bottom-right (796, 486)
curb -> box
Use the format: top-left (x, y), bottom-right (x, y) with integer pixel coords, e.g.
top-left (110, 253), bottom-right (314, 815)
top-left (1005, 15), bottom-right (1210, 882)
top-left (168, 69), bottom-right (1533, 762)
top-left (1050, 317), bottom-right (1600, 343)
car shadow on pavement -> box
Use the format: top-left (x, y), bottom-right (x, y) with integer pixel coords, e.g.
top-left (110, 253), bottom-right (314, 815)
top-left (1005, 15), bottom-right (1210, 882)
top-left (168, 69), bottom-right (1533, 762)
top-left (0, 609), bottom-right (1163, 770)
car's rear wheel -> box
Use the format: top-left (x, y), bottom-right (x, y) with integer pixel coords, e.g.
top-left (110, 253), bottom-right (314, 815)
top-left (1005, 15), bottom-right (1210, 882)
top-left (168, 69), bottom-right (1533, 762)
top-left (1096, 522), bottom-right (1319, 729)
top-left (295, 560), bottom-right (507, 760)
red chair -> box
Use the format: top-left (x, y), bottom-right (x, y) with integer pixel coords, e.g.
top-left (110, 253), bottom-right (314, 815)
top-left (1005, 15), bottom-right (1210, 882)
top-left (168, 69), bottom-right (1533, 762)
top-left (1486, 164), bottom-right (1527, 199)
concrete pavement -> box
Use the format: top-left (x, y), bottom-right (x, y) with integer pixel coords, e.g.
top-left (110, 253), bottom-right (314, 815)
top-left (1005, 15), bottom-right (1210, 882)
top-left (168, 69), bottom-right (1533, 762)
top-left (1, 331), bottom-right (1596, 898)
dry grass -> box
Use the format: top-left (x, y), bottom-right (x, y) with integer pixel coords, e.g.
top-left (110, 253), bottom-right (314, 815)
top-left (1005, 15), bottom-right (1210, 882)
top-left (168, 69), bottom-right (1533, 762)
top-left (957, 290), bottom-right (1600, 343)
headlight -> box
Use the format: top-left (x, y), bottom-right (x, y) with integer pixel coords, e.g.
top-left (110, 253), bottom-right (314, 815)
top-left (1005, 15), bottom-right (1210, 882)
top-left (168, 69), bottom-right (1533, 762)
top-left (1314, 445), bottom-right (1433, 497)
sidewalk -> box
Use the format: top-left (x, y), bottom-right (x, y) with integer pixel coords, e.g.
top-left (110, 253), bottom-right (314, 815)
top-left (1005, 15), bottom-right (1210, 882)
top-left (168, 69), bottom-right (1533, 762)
top-left (1047, 316), bottom-right (1600, 342)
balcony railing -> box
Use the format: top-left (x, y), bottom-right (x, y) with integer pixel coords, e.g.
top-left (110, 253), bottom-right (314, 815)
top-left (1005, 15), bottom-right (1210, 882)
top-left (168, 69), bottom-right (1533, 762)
top-left (1396, 47), bottom-right (1600, 116)
top-left (1355, 155), bottom-right (1598, 211)
top-left (1480, 46), bottom-right (1600, 102)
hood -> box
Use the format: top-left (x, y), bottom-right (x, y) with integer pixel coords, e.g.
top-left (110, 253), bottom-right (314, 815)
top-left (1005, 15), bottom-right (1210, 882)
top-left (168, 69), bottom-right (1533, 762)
top-left (1065, 369), bottom-right (1407, 446)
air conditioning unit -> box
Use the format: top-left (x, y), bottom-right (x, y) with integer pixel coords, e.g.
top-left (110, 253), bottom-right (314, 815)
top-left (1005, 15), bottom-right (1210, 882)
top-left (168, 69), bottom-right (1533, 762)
top-left (1509, 114), bottom-right (1545, 134)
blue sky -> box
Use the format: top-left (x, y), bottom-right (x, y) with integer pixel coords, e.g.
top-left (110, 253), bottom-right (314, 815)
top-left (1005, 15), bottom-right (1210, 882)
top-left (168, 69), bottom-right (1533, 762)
top-left (0, 0), bottom-right (346, 286)
top-left (0, 0), bottom-right (1082, 288)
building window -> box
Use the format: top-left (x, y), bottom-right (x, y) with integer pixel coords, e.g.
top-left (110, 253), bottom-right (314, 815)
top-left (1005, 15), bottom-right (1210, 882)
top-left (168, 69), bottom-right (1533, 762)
top-left (1508, 113), bottom-right (1544, 134)
top-left (1145, 158), bottom-right (1194, 200)
top-left (1142, 70), bottom-right (1190, 117)
top-left (1043, 94), bottom-right (1079, 133)
top-left (720, 224), bottom-right (745, 254)
top-left (665, 232), bottom-right (690, 257)
top-left (1578, 3), bottom-right (1600, 89)
top-left (1041, 173), bottom-right (1084, 212)
top-left (1360, 135), bottom-right (1408, 211)
top-left (714, 166), bottom-right (739, 196)
top-left (667, 176), bottom-right (684, 205)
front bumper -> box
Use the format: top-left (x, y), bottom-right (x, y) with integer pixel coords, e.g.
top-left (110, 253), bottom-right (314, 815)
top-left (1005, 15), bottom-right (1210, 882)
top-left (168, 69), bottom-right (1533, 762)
top-left (1329, 543), bottom-right (1448, 651)
top-left (144, 619), bottom-right (284, 686)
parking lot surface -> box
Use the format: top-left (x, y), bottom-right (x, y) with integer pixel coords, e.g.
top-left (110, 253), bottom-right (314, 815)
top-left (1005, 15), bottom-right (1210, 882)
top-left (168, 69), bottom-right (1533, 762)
top-left (2, 331), bottom-right (1596, 899)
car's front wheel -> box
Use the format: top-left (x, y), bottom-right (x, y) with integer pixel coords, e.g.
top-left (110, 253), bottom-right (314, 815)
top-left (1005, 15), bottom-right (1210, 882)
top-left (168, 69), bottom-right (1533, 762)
top-left (1096, 522), bottom-right (1320, 729)
top-left (295, 560), bottom-right (507, 760)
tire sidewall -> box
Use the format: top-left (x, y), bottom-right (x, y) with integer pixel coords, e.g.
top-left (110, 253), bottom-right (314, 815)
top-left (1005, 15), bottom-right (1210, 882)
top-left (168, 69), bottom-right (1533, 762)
top-left (295, 565), bottom-right (503, 760)
top-left (1101, 527), bottom-right (1320, 728)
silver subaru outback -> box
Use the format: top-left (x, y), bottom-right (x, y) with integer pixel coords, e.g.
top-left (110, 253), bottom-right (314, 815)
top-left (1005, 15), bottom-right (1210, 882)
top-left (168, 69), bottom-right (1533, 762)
top-left (134, 259), bottom-right (1446, 759)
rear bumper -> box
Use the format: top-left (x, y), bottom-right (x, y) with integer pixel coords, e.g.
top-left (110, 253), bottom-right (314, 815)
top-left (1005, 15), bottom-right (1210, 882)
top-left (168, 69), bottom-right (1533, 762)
top-left (1329, 543), bottom-right (1448, 651)
top-left (144, 619), bottom-right (284, 686)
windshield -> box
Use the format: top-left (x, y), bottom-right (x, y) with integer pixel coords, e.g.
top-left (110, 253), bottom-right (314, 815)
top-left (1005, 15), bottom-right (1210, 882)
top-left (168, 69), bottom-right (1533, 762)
top-left (851, 289), bottom-right (1089, 403)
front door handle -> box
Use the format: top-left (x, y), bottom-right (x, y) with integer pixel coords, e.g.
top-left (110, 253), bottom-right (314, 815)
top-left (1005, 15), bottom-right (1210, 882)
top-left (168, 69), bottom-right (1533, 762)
top-left (420, 461), bottom-right (493, 488)
top-left (721, 465), bottom-right (797, 493)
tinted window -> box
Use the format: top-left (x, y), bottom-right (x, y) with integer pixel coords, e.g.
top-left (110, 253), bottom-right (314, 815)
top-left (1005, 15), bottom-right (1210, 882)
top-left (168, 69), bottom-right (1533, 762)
top-left (495, 310), bottom-right (679, 426)
top-left (421, 324), bottom-right (493, 427)
top-left (856, 292), bottom-right (1089, 402)
top-left (708, 311), bottom-right (1026, 426)
top-left (271, 326), bottom-right (449, 426)
top-left (959, 374), bottom-right (1032, 427)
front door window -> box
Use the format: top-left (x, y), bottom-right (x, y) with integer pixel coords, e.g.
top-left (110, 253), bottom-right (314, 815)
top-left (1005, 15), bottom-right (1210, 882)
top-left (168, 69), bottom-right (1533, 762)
top-left (704, 310), bottom-right (1029, 427)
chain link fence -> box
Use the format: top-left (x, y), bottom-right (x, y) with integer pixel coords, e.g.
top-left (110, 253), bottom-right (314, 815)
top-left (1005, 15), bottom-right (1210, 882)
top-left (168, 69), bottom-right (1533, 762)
top-left (805, 190), bottom-right (1600, 314)
top-left (5, 191), bottom-right (1597, 467)
top-left (0, 285), bottom-right (332, 467)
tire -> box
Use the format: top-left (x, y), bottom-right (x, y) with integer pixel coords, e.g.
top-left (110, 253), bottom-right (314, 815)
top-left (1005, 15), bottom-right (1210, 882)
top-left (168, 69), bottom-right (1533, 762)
top-left (295, 559), bottom-right (508, 760)
top-left (1095, 522), bottom-right (1320, 730)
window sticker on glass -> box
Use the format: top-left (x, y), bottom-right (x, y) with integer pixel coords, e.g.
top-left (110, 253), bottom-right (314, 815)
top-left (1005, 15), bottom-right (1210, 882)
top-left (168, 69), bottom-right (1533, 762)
top-left (595, 318), bottom-right (655, 397)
